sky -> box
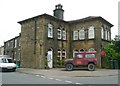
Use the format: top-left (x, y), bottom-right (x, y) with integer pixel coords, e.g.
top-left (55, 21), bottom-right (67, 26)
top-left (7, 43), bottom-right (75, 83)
top-left (118, 1), bottom-right (120, 36)
top-left (0, 0), bottom-right (119, 46)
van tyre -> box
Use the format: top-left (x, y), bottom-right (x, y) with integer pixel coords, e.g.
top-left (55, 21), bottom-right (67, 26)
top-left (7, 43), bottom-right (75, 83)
top-left (66, 64), bottom-right (73, 71)
top-left (88, 63), bottom-right (95, 71)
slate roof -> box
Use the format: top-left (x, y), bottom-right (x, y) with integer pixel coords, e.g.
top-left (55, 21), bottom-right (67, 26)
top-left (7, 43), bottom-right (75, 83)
top-left (18, 14), bottom-right (113, 27)
top-left (68, 16), bottom-right (113, 27)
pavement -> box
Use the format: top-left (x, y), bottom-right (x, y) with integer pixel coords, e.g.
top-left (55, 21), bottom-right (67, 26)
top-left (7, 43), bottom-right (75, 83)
top-left (16, 68), bottom-right (119, 77)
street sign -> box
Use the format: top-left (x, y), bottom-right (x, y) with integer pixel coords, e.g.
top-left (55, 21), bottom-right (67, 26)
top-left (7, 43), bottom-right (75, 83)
top-left (100, 50), bottom-right (105, 57)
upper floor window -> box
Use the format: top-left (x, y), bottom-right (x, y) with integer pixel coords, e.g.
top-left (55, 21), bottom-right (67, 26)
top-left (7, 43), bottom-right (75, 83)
top-left (57, 29), bottom-right (62, 39)
top-left (48, 24), bottom-right (53, 38)
top-left (11, 40), bottom-right (13, 48)
top-left (62, 30), bottom-right (66, 40)
top-left (108, 31), bottom-right (110, 40)
top-left (18, 39), bottom-right (21, 47)
top-left (79, 28), bottom-right (85, 40)
top-left (88, 26), bottom-right (95, 39)
top-left (73, 31), bottom-right (78, 40)
top-left (105, 29), bottom-right (108, 40)
top-left (14, 39), bottom-right (17, 48)
top-left (57, 28), bottom-right (66, 40)
top-left (101, 27), bottom-right (104, 39)
top-left (7, 42), bottom-right (10, 47)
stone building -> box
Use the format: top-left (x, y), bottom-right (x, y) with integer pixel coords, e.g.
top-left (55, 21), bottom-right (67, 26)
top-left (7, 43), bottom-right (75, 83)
top-left (4, 34), bottom-right (21, 64)
top-left (18, 4), bottom-right (113, 69)
top-left (0, 46), bottom-right (4, 55)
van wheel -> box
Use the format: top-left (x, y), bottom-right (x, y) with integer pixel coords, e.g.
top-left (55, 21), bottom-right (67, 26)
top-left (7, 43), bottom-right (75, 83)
top-left (88, 63), bottom-right (95, 71)
top-left (66, 64), bottom-right (73, 71)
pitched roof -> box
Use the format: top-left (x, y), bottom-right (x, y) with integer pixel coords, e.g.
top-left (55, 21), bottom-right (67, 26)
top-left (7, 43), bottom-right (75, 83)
top-left (18, 13), bottom-right (67, 24)
top-left (18, 14), bottom-right (113, 27)
top-left (68, 16), bottom-right (99, 22)
top-left (68, 16), bottom-right (113, 27)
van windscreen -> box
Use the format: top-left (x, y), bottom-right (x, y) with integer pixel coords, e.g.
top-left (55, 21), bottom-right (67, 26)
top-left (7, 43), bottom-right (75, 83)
top-left (7, 59), bottom-right (13, 63)
top-left (2, 58), bottom-right (8, 63)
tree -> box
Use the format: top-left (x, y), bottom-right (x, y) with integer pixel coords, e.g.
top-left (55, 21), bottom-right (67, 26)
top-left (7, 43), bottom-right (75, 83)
top-left (103, 40), bottom-right (120, 68)
top-left (104, 43), bottom-right (118, 60)
top-left (113, 40), bottom-right (120, 52)
top-left (104, 40), bottom-right (120, 60)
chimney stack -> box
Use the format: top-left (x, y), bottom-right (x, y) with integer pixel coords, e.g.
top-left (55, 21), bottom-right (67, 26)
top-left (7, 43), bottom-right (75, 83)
top-left (53, 4), bottom-right (64, 20)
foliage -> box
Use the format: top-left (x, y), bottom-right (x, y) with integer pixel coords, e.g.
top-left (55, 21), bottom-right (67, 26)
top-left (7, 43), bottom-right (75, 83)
top-left (104, 40), bottom-right (120, 60)
top-left (103, 41), bottom-right (120, 68)
top-left (113, 40), bottom-right (120, 53)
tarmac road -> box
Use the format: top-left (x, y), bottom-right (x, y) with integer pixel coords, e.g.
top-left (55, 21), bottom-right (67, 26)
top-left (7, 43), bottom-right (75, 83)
top-left (1, 68), bottom-right (119, 85)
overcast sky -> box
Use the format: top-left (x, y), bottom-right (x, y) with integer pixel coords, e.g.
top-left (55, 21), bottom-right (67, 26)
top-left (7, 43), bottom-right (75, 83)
top-left (0, 0), bottom-right (119, 46)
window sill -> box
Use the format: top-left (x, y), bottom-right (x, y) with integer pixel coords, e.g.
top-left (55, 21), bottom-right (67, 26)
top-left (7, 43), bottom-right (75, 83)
top-left (87, 38), bottom-right (95, 40)
top-left (57, 39), bottom-right (67, 41)
top-left (47, 37), bottom-right (53, 39)
top-left (101, 39), bottom-right (111, 42)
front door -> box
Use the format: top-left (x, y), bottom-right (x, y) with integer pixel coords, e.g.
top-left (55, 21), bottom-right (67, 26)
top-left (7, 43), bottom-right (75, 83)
top-left (47, 49), bottom-right (53, 68)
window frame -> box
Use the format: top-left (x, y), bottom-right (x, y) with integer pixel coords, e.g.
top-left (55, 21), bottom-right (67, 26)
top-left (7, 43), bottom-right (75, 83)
top-left (73, 30), bottom-right (78, 40)
top-left (88, 26), bottom-right (95, 39)
top-left (88, 48), bottom-right (95, 52)
top-left (101, 27), bottom-right (104, 39)
top-left (105, 29), bottom-right (108, 40)
top-left (48, 23), bottom-right (53, 38)
top-left (79, 28), bottom-right (85, 40)
top-left (108, 31), bottom-right (110, 40)
top-left (57, 29), bottom-right (62, 39)
top-left (62, 49), bottom-right (66, 58)
top-left (73, 49), bottom-right (79, 57)
top-left (11, 40), bottom-right (13, 48)
top-left (14, 39), bottom-right (17, 48)
top-left (62, 30), bottom-right (66, 40)
top-left (7, 42), bottom-right (10, 47)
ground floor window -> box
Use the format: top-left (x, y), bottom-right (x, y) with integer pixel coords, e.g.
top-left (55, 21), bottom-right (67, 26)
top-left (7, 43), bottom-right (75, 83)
top-left (80, 49), bottom-right (85, 52)
top-left (88, 48), bottom-right (95, 52)
top-left (57, 49), bottom-right (66, 66)
top-left (73, 49), bottom-right (79, 57)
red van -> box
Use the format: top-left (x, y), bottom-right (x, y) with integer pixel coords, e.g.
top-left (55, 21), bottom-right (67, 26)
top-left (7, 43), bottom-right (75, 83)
top-left (64, 52), bottom-right (97, 71)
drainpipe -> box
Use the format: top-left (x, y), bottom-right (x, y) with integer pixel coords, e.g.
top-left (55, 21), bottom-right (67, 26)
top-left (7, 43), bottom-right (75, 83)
top-left (34, 19), bottom-right (37, 54)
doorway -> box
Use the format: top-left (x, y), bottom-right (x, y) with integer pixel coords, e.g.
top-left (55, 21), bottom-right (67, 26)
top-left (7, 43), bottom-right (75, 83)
top-left (47, 48), bottom-right (53, 68)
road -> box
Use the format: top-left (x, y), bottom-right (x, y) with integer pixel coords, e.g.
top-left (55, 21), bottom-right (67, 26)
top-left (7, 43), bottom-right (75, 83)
top-left (1, 71), bottom-right (119, 85)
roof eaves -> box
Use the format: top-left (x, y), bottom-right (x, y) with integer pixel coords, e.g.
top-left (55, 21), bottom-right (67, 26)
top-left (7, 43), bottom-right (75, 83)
top-left (18, 13), bottom-right (68, 24)
top-left (98, 17), bottom-right (114, 27)
top-left (68, 16), bottom-right (100, 23)
top-left (17, 13), bottom-right (47, 24)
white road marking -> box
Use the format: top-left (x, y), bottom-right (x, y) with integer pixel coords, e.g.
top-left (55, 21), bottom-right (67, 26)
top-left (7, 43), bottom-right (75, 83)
top-left (49, 77), bottom-right (54, 80)
top-left (55, 79), bottom-right (62, 81)
top-left (65, 80), bottom-right (72, 83)
top-left (35, 75), bottom-right (40, 77)
top-left (36, 75), bottom-right (83, 85)
top-left (41, 76), bottom-right (46, 78)
top-left (75, 82), bottom-right (83, 84)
